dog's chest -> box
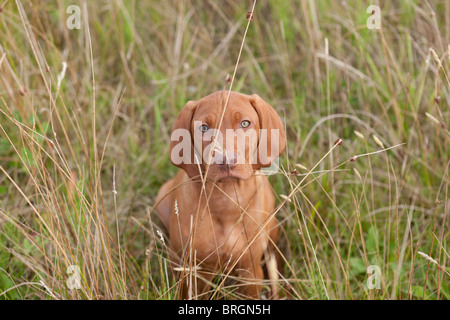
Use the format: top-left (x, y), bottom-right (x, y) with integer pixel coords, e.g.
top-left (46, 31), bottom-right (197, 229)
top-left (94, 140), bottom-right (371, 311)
top-left (191, 212), bottom-right (267, 268)
top-left (173, 177), bottom-right (270, 268)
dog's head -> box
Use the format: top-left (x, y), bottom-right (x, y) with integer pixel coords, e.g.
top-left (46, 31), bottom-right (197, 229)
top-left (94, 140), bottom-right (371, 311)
top-left (169, 91), bottom-right (286, 181)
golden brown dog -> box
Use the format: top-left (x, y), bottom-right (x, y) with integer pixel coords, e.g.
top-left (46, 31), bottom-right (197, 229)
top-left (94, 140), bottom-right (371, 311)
top-left (155, 90), bottom-right (285, 299)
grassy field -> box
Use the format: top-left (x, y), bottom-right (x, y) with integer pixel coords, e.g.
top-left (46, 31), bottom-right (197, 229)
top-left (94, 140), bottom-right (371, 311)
top-left (0, 0), bottom-right (448, 300)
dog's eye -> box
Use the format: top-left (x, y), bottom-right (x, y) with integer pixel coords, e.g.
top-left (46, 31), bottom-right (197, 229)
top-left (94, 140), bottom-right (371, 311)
top-left (199, 124), bottom-right (209, 132)
top-left (240, 120), bottom-right (251, 128)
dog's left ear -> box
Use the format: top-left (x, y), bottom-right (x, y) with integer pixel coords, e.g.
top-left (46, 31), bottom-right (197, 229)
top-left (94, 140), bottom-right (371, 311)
top-left (249, 94), bottom-right (286, 169)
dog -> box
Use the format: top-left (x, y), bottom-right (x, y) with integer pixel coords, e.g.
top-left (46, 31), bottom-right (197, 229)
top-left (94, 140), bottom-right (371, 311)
top-left (155, 90), bottom-right (286, 299)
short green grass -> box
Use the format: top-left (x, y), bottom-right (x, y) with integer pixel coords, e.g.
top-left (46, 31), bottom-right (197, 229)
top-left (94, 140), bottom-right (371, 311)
top-left (0, 0), bottom-right (448, 299)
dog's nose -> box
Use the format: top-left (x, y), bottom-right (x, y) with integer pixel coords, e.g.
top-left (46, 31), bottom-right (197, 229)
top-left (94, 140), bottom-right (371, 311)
top-left (218, 152), bottom-right (237, 171)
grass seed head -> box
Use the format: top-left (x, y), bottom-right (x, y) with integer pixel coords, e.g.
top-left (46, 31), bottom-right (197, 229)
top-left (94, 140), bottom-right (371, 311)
top-left (354, 130), bottom-right (365, 140)
top-left (280, 194), bottom-right (292, 203)
top-left (353, 168), bottom-right (362, 181)
top-left (295, 163), bottom-right (308, 171)
top-left (425, 112), bottom-right (440, 125)
top-left (430, 48), bottom-right (442, 67)
top-left (372, 135), bottom-right (384, 148)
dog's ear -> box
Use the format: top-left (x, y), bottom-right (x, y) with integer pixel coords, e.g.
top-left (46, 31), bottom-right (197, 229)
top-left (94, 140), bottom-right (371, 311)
top-left (249, 94), bottom-right (286, 169)
top-left (169, 100), bottom-right (200, 178)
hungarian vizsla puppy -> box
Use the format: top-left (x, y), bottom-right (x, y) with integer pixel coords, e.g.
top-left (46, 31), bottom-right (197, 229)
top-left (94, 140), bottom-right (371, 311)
top-left (155, 90), bottom-right (285, 299)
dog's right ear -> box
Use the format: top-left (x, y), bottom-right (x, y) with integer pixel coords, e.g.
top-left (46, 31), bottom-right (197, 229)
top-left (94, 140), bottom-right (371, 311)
top-left (169, 100), bottom-right (200, 178)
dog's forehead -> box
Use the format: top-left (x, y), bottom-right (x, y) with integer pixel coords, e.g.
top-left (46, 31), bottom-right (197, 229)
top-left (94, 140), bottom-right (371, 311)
top-left (195, 91), bottom-right (255, 118)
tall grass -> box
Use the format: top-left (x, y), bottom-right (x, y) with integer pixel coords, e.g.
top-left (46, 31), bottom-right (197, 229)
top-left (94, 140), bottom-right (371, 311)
top-left (0, 0), bottom-right (448, 299)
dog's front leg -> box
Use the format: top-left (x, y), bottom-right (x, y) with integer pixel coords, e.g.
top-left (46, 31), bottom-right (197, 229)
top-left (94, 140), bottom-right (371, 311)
top-left (177, 269), bottom-right (215, 300)
top-left (236, 262), bottom-right (264, 299)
